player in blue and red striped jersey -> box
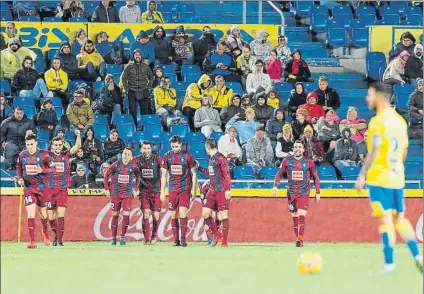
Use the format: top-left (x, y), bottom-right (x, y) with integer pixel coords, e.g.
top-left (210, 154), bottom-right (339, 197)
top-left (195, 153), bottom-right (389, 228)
top-left (160, 135), bottom-right (197, 247)
top-left (17, 134), bottom-right (54, 249)
top-left (133, 140), bottom-right (162, 245)
top-left (104, 148), bottom-right (140, 246)
top-left (272, 140), bottom-right (321, 247)
top-left (47, 130), bottom-right (82, 247)
top-left (198, 138), bottom-right (232, 247)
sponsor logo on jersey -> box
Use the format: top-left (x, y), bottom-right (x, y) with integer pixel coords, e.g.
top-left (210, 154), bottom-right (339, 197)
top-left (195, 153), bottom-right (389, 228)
top-left (171, 165), bottom-right (183, 175)
top-left (118, 174), bottom-right (129, 184)
top-left (292, 170), bottom-right (304, 181)
top-left (141, 169), bottom-right (153, 178)
top-left (54, 162), bottom-right (65, 173)
top-left (208, 166), bottom-right (215, 176)
top-left (25, 165), bottom-right (38, 176)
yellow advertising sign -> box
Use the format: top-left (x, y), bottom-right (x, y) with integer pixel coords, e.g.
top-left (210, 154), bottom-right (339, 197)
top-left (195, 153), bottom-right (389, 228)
top-left (369, 25), bottom-right (423, 53)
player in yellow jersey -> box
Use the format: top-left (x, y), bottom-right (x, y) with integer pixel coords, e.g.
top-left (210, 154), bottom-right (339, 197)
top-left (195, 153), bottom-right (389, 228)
top-left (355, 82), bottom-right (423, 274)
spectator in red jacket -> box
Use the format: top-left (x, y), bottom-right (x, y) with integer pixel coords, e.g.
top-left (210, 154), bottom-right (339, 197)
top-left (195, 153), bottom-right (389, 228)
top-left (298, 92), bottom-right (325, 125)
top-left (265, 49), bottom-right (282, 82)
top-left (300, 125), bottom-right (325, 164)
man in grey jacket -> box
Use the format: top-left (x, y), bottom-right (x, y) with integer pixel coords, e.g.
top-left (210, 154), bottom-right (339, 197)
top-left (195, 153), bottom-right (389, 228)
top-left (250, 30), bottom-right (272, 63)
top-left (333, 128), bottom-right (359, 172)
top-left (265, 108), bottom-right (285, 150)
top-left (194, 94), bottom-right (222, 137)
top-left (0, 107), bottom-right (34, 169)
top-left (119, 0), bottom-right (141, 23)
top-left (246, 126), bottom-right (274, 177)
top-left (92, 1), bottom-right (120, 23)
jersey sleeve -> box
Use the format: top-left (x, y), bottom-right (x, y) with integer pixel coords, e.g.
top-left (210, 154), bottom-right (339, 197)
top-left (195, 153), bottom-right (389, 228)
top-left (41, 151), bottom-right (55, 174)
top-left (132, 161), bottom-right (141, 188)
top-left (368, 118), bottom-right (384, 149)
top-left (187, 153), bottom-right (196, 169)
top-left (104, 162), bottom-right (116, 190)
top-left (308, 158), bottom-right (320, 193)
top-left (198, 165), bottom-right (208, 174)
top-left (16, 152), bottom-right (23, 178)
top-left (161, 153), bottom-right (169, 170)
top-left (218, 155), bottom-right (231, 191)
top-left (273, 158), bottom-right (288, 188)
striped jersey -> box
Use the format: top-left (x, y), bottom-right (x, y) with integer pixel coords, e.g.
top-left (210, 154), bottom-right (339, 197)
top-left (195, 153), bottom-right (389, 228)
top-left (104, 161), bottom-right (139, 197)
top-left (17, 149), bottom-right (53, 191)
top-left (133, 154), bottom-right (162, 193)
top-left (48, 151), bottom-right (71, 189)
top-left (198, 152), bottom-right (231, 192)
top-left (162, 151), bottom-right (196, 192)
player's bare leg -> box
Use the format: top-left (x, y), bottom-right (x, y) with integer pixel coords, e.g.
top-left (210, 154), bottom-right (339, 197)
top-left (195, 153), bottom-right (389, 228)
top-left (150, 211), bottom-right (160, 245)
top-left (171, 210), bottom-right (180, 246)
top-left (38, 206), bottom-right (51, 246)
top-left (296, 209), bottom-right (307, 247)
top-left (218, 210), bottom-right (229, 247)
top-left (47, 209), bottom-right (58, 246)
top-left (56, 206), bottom-right (66, 246)
top-left (179, 207), bottom-right (189, 247)
top-left (203, 207), bottom-right (220, 246)
top-left (110, 211), bottom-right (120, 245)
top-left (142, 208), bottom-right (151, 245)
top-left (26, 203), bottom-right (38, 249)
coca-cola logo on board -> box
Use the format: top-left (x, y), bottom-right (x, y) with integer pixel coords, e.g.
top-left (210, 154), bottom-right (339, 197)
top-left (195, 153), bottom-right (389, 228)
top-left (93, 198), bottom-right (208, 241)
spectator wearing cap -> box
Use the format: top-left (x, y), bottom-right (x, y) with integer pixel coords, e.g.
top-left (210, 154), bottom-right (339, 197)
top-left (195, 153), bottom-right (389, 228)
top-left (103, 129), bottom-right (126, 164)
top-left (298, 92), bottom-right (325, 125)
top-left (152, 65), bottom-right (164, 88)
top-left (76, 40), bottom-right (107, 82)
top-left (383, 50), bottom-right (410, 86)
top-left (332, 128), bottom-right (359, 172)
top-left (250, 30), bottom-right (272, 63)
top-left (45, 57), bottom-right (69, 108)
top-left (266, 87), bottom-right (281, 109)
top-left (236, 45), bottom-right (256, 90)
top-left (389, 31), bottom-right (416, 62)
top-left (220, 94), bottom-right (243, 128)
top-left (287, 82), bottom-right (307, 118)
top-left (11, 56), bottom-right (50, 99)
top-left (246, 59), bottom-right (272, 102)
top-left (339, 106), bottom-right (367, 143)
top-left (203, 41), bottom-right (239, 82)
top-left (0, 107), bottom-right (34, 169)
top-left (130, 30), bottom-right (155, 66)
top-left (266, 108), bottom-right (285, 150)
top-left (71, 29), bottom-right (88, 55)
top-left (35, 99), bottom-right (59, 138)
top-left (301, 125), bottom-right (325, 164)
top-left (240, 93), bottom-right (253, 111)
top-left (172, 26), bottom-right (194, 66)
top-left (92, 1), bottom-right (120, 23)
top-left (0, 93), bottom-right (13, 124)
top-left (66, 90), bottom-right (94, 133)
top-left (274, 35), bottom-right (291, 69)
top-left (254, 94), bottom-right (274, 127)
top-left (246, 126), bottom-right (274, 176)
top-left (119, 0), bottom-right (141, 23)
top-left (218, 125), bottom-right (242, 161)
top-left (405, 44), bottom-right (423, 84)
top-left (93, 74), bottom-right (122, 117)
top-left (275, 123), bottom-right (294, 162)
top-left (291, 108), bottom-right (313, 141)
top-left (141, 1), bottom-right (164, 24)
top-left (154, 75), bottom-right (178, 128)
top-left (226, 25), bottom-right (248, 58)
top-left (1, 38), bottom-right (37, 80)
top-left (209, 75), bottom-right (233, 112)
top-left (408, 78), bottom-right (423, 139)
top-left (194, 26), bottom-right (217, 67)
top-left (225, 107), bottom-right (260, 145)
top-left (314, 76), bottom-right (340, 111)
top-left (152, 25), bottom-right (177, 68)
top-left (194, 94), bottom-right (222, 137)
top-left (284, 49), bottom-right (312, 84)
top-left (55, 42), bottom-right (79, 80)
top-left (266, 50), bottom-right (283, 82)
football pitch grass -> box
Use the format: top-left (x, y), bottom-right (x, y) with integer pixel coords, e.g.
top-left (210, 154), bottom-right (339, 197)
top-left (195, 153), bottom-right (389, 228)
top-left (1, 242), bottom-right (422, 294)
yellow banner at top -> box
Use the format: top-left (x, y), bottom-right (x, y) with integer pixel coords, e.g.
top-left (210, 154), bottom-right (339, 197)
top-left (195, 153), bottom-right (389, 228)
top-left (369, 25), bottom-right (423, 53)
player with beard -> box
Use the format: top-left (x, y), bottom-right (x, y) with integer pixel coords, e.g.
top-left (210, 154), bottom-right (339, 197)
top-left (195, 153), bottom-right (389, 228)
top-left (160, 135), bottom-right (197, 247)
top-left (272, 141), bottom-right (320, 247)
top-left (133, 141), bottom-right (162, 245)
top-left (47, 130), bottom-right (82, 246)
top-left (17, 134), bottom-right (54, 249)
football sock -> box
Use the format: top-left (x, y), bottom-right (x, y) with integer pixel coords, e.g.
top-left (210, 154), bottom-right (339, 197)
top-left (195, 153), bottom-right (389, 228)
top-left (49, 219), bottom-right (57, 236)
top-left (395, 218), bottom-right (420, 259)
top-left (222, 219), bottom-right (229, 243)
top-left (121, 215), bottom-right (129, 237)
top-left (379, 223), bottom-right (396, 265)
top-left (216, 219), bottom-right (222, 229)
top-left (298, 216), bottom-right (306, 239)
top-left (292, 216), bottom-right (299, 238)
top-left (204, 217), bottom-right (217, 233)
top-left (28, 218), bottom-right (35, 242)
top-left (152, 218), bottom-right (160, 238)
top-left (57, 217), bottom-right (65, 242)
top-left (142, 218), bottom-right (150, 241)
top-left (171, 218), bottom-right (180, 242)
top-left (180, 217), bottom-right (188, 240)
top-left (41, 218), bottom-right (49, 235)
top-left (111, 215), bottom-right (119, 240)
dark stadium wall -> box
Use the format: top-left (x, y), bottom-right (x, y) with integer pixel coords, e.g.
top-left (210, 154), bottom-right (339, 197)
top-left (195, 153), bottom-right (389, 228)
top-left (1, 197), bottom-right (422, 243)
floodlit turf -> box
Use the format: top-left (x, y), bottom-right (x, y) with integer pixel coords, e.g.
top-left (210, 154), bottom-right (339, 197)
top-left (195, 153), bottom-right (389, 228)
top-left (1, 242), bottom-right (422, 294)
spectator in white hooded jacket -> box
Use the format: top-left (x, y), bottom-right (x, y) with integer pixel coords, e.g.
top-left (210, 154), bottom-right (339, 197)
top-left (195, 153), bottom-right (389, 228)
top-left (218, 125), bottom-right (242, 160)
top-left (246, 59), bottom-right (272, 103)
top-left (194, 94), bottom-right (222, 137)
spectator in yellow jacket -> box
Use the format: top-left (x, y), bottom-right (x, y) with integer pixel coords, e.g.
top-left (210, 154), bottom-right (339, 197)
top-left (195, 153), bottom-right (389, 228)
top-left (45, 57), bottom-right (70, 109)
top-left (154, 76), bottom-right (178, 128)
top-left (267, 87), bottom-right (281, 109)
top-left (209, 75), bottom-right (233, 112)
top-left (182, 74), bottom-right (212, 130)
top-left (141, 1), bottom-right (164, 24)
top-left (76, 40), bottom-right (106, 82)
top-left (1, 38), bottom-right (36, 80)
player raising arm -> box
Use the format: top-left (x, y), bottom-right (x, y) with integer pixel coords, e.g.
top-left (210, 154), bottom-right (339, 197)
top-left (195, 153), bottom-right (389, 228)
top-left (160, 135), bottom-right (197, 247)
top-left (272, 141), bottom-right (320, 247)
top-left (355, 82), bottom-right (423, 273)
top-left (17, 134), bottom-right (55, 249)
top-left (47, 130), bottom-right (82, 246)
top-left (198, 138), bottom-right (232, 247)
top-left (104, 148), bottom-right (139, 246)
top-left (133, 141), bottom-right (162, 245)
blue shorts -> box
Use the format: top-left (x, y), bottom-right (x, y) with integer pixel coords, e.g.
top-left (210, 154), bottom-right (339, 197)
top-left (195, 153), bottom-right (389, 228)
top-left (368, 185), bottom-right (405, 217)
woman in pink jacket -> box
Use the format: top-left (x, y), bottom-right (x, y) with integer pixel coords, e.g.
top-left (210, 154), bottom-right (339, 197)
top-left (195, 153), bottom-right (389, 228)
top-left (265, 49), bottom-right (282, 82)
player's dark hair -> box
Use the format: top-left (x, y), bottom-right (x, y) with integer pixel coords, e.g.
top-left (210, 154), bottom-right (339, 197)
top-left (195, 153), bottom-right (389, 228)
top-left (123, 147), bottom-right (133, 155)
top-left (110, 129), bottom-right (118, 135)
top-left (51, 136), bottom-right (63, 143)
top-left (139, 140), bottom-right (151, 148)
top-left (15, 106), bottom-right (23, 112)
top-left (294, 140), bottom-right (303, 146)
top-left (205, 138), bottom-right (218, 150)
top-left (369, 82), bottom-right (393, 99)
top-left (25, 133), bottom-right (37, 142)
top-left (169, 135), bottom-right (182, 144)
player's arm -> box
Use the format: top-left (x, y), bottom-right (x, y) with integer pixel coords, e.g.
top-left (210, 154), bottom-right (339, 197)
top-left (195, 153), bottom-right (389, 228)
top-left (103, 163), bottom-right (115, 197)
top-left (41, 152), bottom-right (55, 174)
top-left (198, 164), bottom-right (208, 174)
top-left (160, 167), bottom-right (168, 202)
top-left (69, 130), bottom-right (82, 155)
top-left (308, 159), bottom-right (321, 203)
top-left (16, 153), bottom-right (24, 186)
top-left (219, 156), bottom-right (232, 200)
top-left (190, 166), bottom-right (198, 200)
top-left (272, 159), bottom-right (287, 196)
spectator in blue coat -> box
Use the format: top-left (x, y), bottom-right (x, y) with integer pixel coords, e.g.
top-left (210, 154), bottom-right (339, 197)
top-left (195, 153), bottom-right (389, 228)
top-left (203, 41), bottom-right (240, 82)
top-left (130, 30), bottom-right (155, 66)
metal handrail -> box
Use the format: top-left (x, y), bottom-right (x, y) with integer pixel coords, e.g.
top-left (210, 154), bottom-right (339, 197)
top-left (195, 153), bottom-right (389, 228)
top-left (266, 0), bottom-right (285, 33)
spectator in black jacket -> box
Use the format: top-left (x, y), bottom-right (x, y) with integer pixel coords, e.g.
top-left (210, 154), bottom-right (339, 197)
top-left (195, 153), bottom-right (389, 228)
top-left (405, 44), bottom-right (423, 85)
top-left (93, 74), bottom-right (122, 117)
top-left (55, 42), bottom-right (79, 80)
top-left (0, 93), bottom-right (13, 125)
top-left (103, 129), bottom-right (126, 163)
top-left (152, 65), bottom-right (164, 88)
top-left (151, 25), bottom-right (177, 68)
top-left (389, 31), bottom-right (416, 62)
top-left (253, 94), bottom-right (273, 127)
top-left (314, 76), bottom-right (341, 111)
top-left (11, 56), bottom-right (50, 98)
top-left (408, 78), bottom-right (423, 139)
top-left (82, 126), bottom-right (103, 171)
top-left (194, 26), bottom-right (217, 66)
top-left (291, 108), bottom-right (313, 141)
top-left (284, 49), bottom-right (312, 84)
top-left (35, 99), bottom-right (59, 138)
top-left (0, 34), bottom-right (6, 51)
top-left (91, 1), bottom-right (120, 23)
top-left (287, 82), bottom-right (307, 119)
top-left (220, 94), bottom-right (243, 128)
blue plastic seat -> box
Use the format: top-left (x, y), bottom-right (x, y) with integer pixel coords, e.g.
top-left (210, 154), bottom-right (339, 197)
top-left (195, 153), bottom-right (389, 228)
top-left (251, 182), bottom-right (274, 189)
top-left (181, 65), bottom-right (201, 76)
top-left (186, 132), bottom-right (206, 144)
top-left (94, 114), bottom-right (108, 125)
top-left (67, 80), bottom-right (86, 93)
top-left (317, 165), bottom-right (337, 180)
top-left (174, 82), bottom-right (190, 91)
top-left (394, 84), bottom-right (415, 112)
top-left (1, 80), bottom-right (11, 96)
top-left (43, 17), bottom-right (62, 22)
top-left (366, 51), bottom-right (386, 81)
top-left (332, 5), bottom-right (353, 20)
top-left (188, 142), bottom-right (205, 152)
top-left (170, 124), bottom-right (189, 140)
top-left (37, 140), bottom-right (49, 150)
top-left (0, 2), bottom-right (9, 9)
top-left (295, 1), bottom-right (314, 17)
top-left (185, 74), bottom-right (201, 83)
top-left (310, 12), bottom-right (328, 32)
top-left (92, 81), bottom-right (103, 99)
top-left (140, 114), bottom-right (161, 127)
top-left (191, 149), bottom-right (208, 161)
top-left (47, 49), bottom-right (59, 62)
top-left (37, 129), bottom-right (50, 141)
top-left (0, 13), bottom-right (13, 21)
top-left (381, 14), bottom-right (400, 25)
top-left (144, 124), bottom-right (162, 142)
top-left (350, 20), bottom-right (369, 48)
top-left (117, 124), bottom-right (136, 142)
top-left (226, 82), bottom-right (243, 94)
top-left (54, 107), bottom-right (63, 119)
top-left (64, 131), bottom-right (76, 145)
top-left (159, 132), bottom-right (172, 144)
top-left (18, 16), bottom-right (40, 21)
top-left (13, 97), bottom-right (35, 108)
top-left (356, 5), bottom-right (376, 18)
top-left (69, 17), bottom-right (88, 22)
top-left (111, 114), bottom-right (134, 126)
top-left (403, 15), bottom-right (423, 26)
top-left (259, 166), bottom-right (279, 180)
top-left (210, 132), bottom-right (225, 142)
top-left (132, 132), bottom-right (150, 146)
top-left (107, 64), bottom-right (122, 75)
top-left (233, 166), bottom-right (256, 180)
top-left (340, 166), bottom-right (361, 180)
top-left (388, 1), bottom-right (409, 16)
top-left (274, 82), bottom-right (293, 98)
top-left (304, 82), bottom-right (318, 93)
top-left (326, 20), bottom-right (348, 48)
top-left (162, 64), bottom-right (176, 75)
top-left (93, 124), bottom-right (110, 141)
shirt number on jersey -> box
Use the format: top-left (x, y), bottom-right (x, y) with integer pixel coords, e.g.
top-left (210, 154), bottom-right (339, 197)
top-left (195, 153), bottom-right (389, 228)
top-left (24, 196), bottom-right (33, 205)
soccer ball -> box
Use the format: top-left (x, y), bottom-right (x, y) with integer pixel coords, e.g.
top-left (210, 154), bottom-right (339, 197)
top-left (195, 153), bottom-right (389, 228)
top-left (297, 252), bottom-right (323, 275)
